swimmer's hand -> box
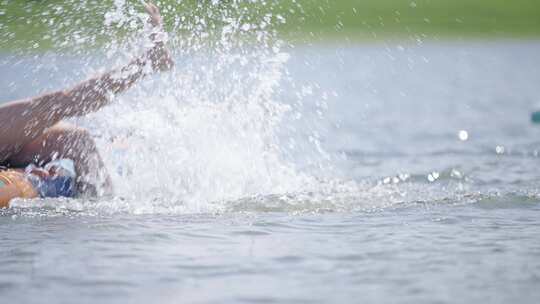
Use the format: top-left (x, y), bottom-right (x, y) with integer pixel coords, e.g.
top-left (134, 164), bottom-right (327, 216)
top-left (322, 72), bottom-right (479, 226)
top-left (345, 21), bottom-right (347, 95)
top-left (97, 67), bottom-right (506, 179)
top-left (144, 2), bottom-right (174, 72)
top-left (145, 2), bottom-right (163, 28)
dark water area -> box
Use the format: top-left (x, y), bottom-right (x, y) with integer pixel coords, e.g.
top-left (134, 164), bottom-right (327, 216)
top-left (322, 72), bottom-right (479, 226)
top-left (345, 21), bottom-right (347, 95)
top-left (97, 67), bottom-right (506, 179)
top-left (1, 41), bottom-right (540, 303)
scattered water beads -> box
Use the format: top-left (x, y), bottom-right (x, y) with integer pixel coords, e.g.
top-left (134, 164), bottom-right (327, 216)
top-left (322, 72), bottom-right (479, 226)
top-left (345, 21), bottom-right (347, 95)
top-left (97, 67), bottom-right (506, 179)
top-left (69, 0), bottom-right (340, 212)
top-left (381, 173), bottom-right (410, 185)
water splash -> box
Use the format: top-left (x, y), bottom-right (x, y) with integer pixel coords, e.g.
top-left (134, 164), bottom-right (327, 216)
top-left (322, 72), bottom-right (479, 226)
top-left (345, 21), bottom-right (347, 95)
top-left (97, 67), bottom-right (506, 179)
top-left (4, 1), bottom-right (514, 216)
top-left (58, 0), bottom-right (327, 213)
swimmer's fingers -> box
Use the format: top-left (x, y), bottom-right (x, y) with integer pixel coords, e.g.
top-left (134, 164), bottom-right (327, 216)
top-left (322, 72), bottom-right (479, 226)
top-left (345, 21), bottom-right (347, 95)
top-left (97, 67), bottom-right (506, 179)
top-left (144, 2), bottom-right (162, 27)
top-left (143, 2), bottom-right (174, 71)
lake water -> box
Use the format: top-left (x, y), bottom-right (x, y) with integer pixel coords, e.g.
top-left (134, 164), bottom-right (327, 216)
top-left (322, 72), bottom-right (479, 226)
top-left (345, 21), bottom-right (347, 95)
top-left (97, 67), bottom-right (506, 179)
top-left (1, 41), bottom-right (540, 303)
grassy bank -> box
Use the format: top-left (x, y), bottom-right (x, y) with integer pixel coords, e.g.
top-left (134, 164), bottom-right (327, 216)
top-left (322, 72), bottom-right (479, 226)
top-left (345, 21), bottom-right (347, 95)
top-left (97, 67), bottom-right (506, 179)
top-left (1, 0), bottom-right (539, 50)
top-left (284, 0), bottom-right (540, 38)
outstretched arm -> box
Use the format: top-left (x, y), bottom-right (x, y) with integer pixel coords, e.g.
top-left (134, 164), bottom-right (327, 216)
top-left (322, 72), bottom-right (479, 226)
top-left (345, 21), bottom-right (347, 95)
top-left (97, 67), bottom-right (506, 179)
top-left (0, 3), bottom-right (173, 161)
top-left (63, 2), bottom-right (173, 116)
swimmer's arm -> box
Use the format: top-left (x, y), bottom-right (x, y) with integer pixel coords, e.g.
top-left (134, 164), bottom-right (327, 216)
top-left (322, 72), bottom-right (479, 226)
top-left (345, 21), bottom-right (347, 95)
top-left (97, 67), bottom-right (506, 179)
top-left (60, 43), bottom-right (173, 116)
top-left (50, 2), bottom-right (173, 117)
top-left (0, 3), bottom-right (172, 155)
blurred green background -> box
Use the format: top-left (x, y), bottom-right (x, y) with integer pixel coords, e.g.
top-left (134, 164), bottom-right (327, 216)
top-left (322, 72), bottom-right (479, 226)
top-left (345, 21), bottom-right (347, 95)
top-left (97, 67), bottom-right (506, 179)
top-left (1, 0), bottom-right (539, 50)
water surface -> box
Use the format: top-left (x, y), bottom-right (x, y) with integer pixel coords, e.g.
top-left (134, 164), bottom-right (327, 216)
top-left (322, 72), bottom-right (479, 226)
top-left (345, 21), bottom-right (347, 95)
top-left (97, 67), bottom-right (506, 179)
top-left (1, 41), bottom-right (540, 303)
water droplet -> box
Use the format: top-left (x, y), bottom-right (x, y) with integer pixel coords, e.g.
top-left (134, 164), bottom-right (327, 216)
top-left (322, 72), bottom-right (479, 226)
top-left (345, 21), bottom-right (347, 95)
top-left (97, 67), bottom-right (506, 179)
top-left (458, 130), bottom-right (468, 141)
top-left (428, 172), bottom-right (439, 182)
top-left (450, 169), bottom-right (463, 179)
top-left (241, 24), bottom-right (251, 31)
top-left (398, 173), bottom-right (410, 181)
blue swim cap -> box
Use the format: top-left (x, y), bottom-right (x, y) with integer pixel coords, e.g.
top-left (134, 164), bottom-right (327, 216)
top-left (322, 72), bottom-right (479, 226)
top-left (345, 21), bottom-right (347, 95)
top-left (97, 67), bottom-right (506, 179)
top-left (28, 159), bottom-right (78, 198)
top-left (39, 176), bottom-right (77, 198)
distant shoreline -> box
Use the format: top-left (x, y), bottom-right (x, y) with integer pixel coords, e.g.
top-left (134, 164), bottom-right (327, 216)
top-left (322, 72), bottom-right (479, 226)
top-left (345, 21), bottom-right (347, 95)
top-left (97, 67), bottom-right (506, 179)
top-left (1, 0), bottom-right (539, 51)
